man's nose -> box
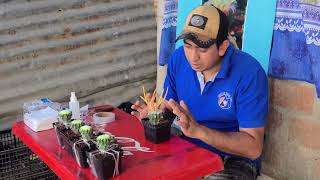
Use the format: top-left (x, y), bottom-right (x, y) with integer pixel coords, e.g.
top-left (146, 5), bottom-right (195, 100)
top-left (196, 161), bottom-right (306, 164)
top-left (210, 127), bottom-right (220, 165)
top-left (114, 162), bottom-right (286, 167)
top-left (189, 49), bottom-right (199, 62)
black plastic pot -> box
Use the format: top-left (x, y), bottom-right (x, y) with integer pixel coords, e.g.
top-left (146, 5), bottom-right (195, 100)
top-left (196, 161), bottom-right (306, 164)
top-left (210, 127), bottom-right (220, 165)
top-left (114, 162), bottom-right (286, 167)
top-left (90, 147), bottom-right (123, 180)
top-left (52, 122), bottom-right (65, 147)
top-left (141, 109), bottom-right (175, 144)
top-left (73, 140), bottom-right (97, 168)
top-left (141, 118), bottom-right (173, 144)
top-left (93, 131), bottom-right (104, 139)
top-left (60, 128), bottom-right (80, 157)
top-left (163, 108), bottom-right (177, 122)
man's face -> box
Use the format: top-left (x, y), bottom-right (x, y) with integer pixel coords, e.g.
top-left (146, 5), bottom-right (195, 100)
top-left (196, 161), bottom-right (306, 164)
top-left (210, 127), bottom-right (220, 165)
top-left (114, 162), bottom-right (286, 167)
top-left (183, 39), bottom-right (221, 73)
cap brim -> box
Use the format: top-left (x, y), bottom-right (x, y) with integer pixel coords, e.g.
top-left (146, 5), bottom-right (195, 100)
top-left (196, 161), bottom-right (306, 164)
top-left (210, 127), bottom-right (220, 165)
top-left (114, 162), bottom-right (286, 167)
top-left (175, 32), bottom-right (217, 48)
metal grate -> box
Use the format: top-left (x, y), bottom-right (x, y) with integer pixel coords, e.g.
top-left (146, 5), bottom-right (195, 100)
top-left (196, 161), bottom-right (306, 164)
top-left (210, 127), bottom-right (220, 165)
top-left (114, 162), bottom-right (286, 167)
top-left (0, 130), bottom-right (59, 180)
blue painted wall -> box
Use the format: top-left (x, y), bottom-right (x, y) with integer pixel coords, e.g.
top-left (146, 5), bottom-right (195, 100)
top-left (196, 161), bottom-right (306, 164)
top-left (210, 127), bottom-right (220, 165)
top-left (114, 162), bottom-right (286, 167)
top-left (242, 0), bottom-right (277, 72)
top-left (176, 0), bottom-right (202, 48)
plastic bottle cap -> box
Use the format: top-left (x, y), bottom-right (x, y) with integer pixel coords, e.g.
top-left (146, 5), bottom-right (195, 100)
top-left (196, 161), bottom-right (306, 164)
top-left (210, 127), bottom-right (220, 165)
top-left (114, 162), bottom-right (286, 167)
top-left (70, 92), bottom-right (77, 102)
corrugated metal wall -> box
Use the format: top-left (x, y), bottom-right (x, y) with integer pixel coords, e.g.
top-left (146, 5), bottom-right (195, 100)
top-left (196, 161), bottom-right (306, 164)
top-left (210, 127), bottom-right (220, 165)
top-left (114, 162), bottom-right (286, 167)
top-left (0, 0), bottom-right (157, 130)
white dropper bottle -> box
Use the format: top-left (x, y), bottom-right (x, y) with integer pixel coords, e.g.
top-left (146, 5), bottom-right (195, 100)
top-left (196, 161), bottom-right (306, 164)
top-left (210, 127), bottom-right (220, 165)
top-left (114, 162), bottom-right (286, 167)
top-left (69, 92), bottom-right (80, 119)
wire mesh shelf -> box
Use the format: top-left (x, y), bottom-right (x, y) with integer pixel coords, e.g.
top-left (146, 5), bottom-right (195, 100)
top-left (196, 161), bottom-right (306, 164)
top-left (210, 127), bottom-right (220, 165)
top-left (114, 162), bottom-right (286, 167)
top-left (0, 129), bottom-right (59, 180)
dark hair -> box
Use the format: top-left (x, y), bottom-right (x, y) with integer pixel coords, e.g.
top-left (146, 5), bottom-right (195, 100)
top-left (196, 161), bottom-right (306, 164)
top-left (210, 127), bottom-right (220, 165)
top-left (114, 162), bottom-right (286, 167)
top-left (214, 6), bottom-right (229, 47)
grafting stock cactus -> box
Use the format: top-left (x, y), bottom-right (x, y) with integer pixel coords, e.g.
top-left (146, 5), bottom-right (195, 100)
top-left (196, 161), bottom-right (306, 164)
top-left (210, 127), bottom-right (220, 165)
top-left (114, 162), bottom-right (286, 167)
top-left (148, 111), bottom-right (164, 125)
top-left (58, 110), bottom-right (72, 127)
top-left (96, 134), bottom-right (115, 153)
top-left (70, 119), bottom-right (84, 134)
top-left (79, 125), bottom-right (93, 141)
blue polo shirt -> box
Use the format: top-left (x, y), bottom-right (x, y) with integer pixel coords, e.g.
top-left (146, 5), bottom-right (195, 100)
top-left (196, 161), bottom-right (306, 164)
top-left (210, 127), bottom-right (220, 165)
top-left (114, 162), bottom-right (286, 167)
top-left (164, 45), bottom-right (268, 172)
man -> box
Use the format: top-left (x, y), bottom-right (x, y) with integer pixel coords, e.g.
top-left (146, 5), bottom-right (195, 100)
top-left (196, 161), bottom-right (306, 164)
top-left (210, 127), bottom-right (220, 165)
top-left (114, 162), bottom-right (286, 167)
top-left (132, 5), bottom-right (268, 180)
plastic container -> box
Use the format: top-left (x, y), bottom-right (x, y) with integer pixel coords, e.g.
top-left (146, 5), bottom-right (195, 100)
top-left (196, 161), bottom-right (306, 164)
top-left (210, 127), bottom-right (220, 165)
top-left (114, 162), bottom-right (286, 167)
top-left (69, 92), bottom-right (81, 120)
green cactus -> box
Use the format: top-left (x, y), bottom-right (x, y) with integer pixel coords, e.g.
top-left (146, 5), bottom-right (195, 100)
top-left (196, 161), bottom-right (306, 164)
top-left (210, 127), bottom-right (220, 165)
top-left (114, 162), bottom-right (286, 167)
top-left (96, 134), bottom-right (115, 152)
top-left (70, 119), bottom-right (84, 134)
top-left (79, 125), bottom-right (93, 141)
top-left (147, 111), bottom-right (164, 125)
top-left (58, 110), bottom-right (72, 127)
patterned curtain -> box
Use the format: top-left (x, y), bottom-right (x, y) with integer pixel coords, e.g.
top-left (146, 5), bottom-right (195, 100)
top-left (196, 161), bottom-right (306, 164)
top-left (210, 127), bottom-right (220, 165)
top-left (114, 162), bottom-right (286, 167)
top-left (159, 0), bottom-right (178, 66)
top-left (269, 0), bottom-right (320, 97)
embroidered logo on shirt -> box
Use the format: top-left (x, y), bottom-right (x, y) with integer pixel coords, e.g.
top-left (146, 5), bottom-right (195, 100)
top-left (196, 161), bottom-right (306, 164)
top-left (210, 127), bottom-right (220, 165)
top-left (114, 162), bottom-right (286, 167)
top-left (218, 92), bottom-right (232, 109)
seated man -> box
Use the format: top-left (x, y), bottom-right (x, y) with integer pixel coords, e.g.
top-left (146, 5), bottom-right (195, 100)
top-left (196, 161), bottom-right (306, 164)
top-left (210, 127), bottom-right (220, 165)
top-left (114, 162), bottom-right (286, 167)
top-left (132, 4), bottom-right (268, 180)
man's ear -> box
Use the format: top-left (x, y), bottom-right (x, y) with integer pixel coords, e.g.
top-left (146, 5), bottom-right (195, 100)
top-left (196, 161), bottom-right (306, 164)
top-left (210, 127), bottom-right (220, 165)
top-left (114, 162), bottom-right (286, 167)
top-left (218, 40), bottom-right (230, 57)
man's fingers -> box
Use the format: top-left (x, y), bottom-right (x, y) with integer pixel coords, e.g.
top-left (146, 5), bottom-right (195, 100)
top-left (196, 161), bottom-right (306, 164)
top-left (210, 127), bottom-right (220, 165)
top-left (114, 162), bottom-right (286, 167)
top-left (168, 99), bottom-right (188, 121)
top-left (134, 100), bottom-right (144, 107)
top-left (175, 120), bottom-right (188, 129)
top-left (131, 104), bottom-right (140, 111)
top-left (131, 111), bottom-right (139, 118)
top-left (131, 101), bottom-right (140, 109)
top-left (180, 100), bottom-right (190, 113)
top-left (159, 99), bottom-right (167, 110)
top-left (161, 99), bottom-right (172, 111)
top-left (168, 99), bottom-right (180, 115)
top-left (131, 100), bottom-right (147, 111)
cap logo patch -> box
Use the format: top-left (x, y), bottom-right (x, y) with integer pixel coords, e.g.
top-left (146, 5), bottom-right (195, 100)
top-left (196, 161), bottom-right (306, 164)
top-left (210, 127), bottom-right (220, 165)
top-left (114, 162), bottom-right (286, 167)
top-left (189, 14), bottom-right (207, 30)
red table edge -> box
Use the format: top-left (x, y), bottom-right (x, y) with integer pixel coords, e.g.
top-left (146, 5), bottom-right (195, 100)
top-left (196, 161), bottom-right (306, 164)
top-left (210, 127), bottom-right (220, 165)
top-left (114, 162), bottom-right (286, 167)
top-left (12, 121), bottom-right (75, 180)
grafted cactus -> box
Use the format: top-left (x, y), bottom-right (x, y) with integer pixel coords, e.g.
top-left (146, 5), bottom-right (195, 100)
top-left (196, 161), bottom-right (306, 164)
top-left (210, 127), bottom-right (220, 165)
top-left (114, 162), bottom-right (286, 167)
top-left (140, 87), bottom-right (168, 126)
top-left (58, 110), bottom-right (72, 127)
top-left (96, 134), bottom-right (115, 152)
top-left (148, 111), bottom-right (164, 125)
top-left (79, 125), bottom-right (93, 141)
top-left (70, 119), bottom-right (84, 134)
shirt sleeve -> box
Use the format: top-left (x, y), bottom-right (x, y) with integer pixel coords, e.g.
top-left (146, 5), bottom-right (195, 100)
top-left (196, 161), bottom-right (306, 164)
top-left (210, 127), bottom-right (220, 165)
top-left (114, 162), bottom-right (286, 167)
top-left (163, 51), bottom-right (178, 101)
top-left (236, 68), bottom-right (268, 128)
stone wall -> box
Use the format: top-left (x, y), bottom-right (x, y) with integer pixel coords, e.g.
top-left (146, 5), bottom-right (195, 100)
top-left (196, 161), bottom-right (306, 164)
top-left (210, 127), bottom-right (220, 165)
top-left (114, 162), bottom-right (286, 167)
top-left (262, 78), bottom-right (320, 180)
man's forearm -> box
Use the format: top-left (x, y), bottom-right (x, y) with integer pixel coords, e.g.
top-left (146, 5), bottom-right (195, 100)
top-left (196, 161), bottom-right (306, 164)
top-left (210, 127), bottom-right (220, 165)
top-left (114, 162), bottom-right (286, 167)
top-left (195, 125), bottom-right (263, 160)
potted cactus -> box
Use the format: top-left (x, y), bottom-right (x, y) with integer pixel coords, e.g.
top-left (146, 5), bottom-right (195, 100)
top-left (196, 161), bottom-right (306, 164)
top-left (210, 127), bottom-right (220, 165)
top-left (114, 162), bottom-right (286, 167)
top-left (59, 109), bottom-right (73, 127)
top-left (53, 109), bottom-right (73, 147)
top-left (73, 125), bottom-right (97, 168)
top-left (89, 134), bottom-right (122, 180)
top-left (140, 87), bottom-right (174, 143)
top-left (59, 119), bottom-right (81, 157)
top-left (70, 119), bottom-right (84, 134)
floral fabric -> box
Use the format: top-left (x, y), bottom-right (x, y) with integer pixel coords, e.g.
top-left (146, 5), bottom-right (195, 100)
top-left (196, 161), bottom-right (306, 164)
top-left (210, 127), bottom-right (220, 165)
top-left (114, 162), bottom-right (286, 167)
top-left (269, 0), bottom-right (320, 97)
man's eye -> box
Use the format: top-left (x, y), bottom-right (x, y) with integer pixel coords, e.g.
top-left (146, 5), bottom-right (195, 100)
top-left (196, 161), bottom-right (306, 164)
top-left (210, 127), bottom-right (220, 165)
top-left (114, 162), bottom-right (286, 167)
top-left (199, 48), bottom-right (207, 53)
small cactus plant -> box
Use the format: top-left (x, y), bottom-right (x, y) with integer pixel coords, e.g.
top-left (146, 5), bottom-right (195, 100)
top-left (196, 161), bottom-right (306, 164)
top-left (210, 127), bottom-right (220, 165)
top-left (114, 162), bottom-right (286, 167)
top-left (140, 87), bottom-right (173, 143)
top-left (70, 119), bottom-right (84, 134)
top-left (148, 111), bottom-right (164, 125)
top-left (96, 134), bottom-right (115, 153)
top-left (58, 109), bottom-right (72, 127)
top-left (140, 87), bottom-right (168, 125)
top-left (79, 125), bottom-right (93, 141)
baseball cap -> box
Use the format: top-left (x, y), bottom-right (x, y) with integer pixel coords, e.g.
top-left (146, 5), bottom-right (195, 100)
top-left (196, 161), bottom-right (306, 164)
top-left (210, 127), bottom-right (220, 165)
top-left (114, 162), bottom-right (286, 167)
top-left (175, 5), bottom-right (229, 48)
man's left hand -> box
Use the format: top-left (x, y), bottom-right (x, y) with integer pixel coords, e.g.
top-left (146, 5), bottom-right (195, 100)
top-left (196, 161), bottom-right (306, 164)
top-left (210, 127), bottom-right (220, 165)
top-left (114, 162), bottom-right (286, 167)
top-left (167, 99), bottom-right (202, 138)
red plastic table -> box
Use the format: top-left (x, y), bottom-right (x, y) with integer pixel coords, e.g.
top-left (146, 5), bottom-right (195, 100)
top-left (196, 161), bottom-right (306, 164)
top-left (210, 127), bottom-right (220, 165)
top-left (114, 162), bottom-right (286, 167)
top-left (12, 105), bottom-right (223, 180)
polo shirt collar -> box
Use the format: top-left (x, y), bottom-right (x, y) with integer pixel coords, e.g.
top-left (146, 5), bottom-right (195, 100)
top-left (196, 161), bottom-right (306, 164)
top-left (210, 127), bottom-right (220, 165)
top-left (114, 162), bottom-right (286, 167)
top-left (216, 44), bottom-right (234, 79)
